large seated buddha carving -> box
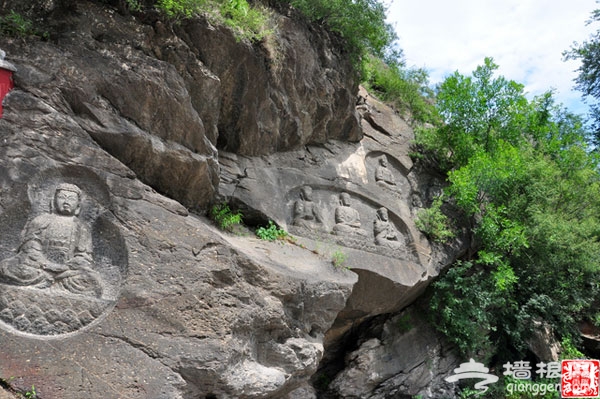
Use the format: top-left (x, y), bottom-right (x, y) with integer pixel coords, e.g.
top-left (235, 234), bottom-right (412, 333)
top-left (332, 192), bottom-right (368, 237)
top-left (0, 183), bottom-right (103, 298)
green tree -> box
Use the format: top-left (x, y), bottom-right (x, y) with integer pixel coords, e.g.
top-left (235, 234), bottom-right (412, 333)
top-left (282, 0), bottom-right (396, 66)
top-left (564, 8), bottom-right (600, 145)
top-left (420, 59), bottom-right (600, 361)
top-left (418, 57), bottom-right (529, 168)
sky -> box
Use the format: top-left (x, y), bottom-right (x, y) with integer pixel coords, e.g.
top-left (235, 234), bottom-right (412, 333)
top-left (387, 0), bottom-right (599, 116)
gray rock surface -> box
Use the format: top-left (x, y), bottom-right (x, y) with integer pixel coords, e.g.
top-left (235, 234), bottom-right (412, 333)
top-left (0, 2), bottom-right (466, 398)
top-left (0, 85), bottom-right (356, 398)
top-left (221, 86), bottom-right (467, 346)
top-left (327, 305), bottom-right (459, 399)
top-left (177, 12), bottom-right (362, 155)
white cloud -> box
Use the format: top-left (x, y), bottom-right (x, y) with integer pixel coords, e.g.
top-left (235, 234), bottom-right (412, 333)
top-left (387, 0), bottom-right (598, 115)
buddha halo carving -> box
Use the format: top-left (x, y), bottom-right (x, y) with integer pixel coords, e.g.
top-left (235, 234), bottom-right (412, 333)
top-left (332, 192), bottom-right (368, 237)
top-left (0, 182), bottom-right (123, 337)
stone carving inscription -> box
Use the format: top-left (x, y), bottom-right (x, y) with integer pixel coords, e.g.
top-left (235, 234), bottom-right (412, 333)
top-left (0, 179), bottom-right (126, 337)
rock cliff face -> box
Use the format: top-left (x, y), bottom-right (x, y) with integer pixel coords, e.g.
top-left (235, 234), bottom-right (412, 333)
top-left (0, 1), bottom-right (464, 398)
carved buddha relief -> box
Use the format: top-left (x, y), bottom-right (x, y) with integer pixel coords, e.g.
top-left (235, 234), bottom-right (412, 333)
top-left (332, 192), bottom-right (368, 237)
top-left (375, 155), bottom-right (397, 189)
top-left (373, 207), bottom-right (404, 250)
top-left (292, 186), bottom-right (324, 230)
top-left (0, 176), bottom-right (126, 337)
top-left (1, 184), bottom-right (102, 296)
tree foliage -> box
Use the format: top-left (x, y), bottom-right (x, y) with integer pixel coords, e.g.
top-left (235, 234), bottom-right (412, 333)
top-left (282, 0), bottom-right (396, 62)
top-left (420, 59), bottom-right (600, 361)
top-left (564, 8), bottom-right (600, 145)
top-left (415, 195), bottom-right (454, 243)
top-left (361, 55), bottom-right (439, 124)
top-left (417, 57), bottom-right (530, 168)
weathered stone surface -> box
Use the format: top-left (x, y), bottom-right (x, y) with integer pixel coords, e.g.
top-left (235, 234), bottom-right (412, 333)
top-left (327, 305), bottom-right (459, 399)
top-left (1, 0), bottom-right (361, 208)
top-left (0, 4), bottom-right (363, 393)
top-left (0, 389), bottom-right (17, 399)
top-left (0, 1), bottom-right (468, 397)
top-left (2, 3), bottom-right (219, 210)
top-left (218, 84), bottom-right (468, 397)
top-left (220, 86), bottom-right (467, 347)
top-left (528, 321), bottom-right (561, 362)
top-left (178, 11), bottom-right (362, 155)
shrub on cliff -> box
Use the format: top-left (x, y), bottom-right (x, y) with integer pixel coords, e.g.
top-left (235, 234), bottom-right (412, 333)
top-left (281, 0), bottom-right (395, 60)
top-left (118, 0), bottom-right (272, 41)
top-left (361, 55), bottom-right (439, 124)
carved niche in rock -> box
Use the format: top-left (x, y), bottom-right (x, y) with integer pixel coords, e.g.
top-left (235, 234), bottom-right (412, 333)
top-left (286, 186), bottom-right (414, 260)
top-left (0, 167), bottom-right (127, 337)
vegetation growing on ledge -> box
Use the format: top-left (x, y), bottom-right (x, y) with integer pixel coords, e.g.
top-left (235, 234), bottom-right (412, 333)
top-left (120, 0), bottom-right (273, 41)
top-left (210, 202), bottom-right (243, 232)
top-left (0, 10), bottom-right (46, 38)
top-left (361, 55), bottom-right (439, 125)
top-left (119, 0), bottom-right (398, 57)
top-left (256, 220), bottom-right (289, 241)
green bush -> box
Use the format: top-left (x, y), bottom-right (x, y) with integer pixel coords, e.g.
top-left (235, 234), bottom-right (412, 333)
top-left (560, 337), bottom-right (584, 359)
top-left (0, 10), bottom-right (37, 38)
top-left (220, 0), bottom-right (272, 41)
top-left (281, 0), bottom-right (396, 66)
top-left (331, 249), bottom-right (348, 269)
top-left (361, 55), bottom-right (438, 124)
top-left (415, 196), bottom-right (454, 243)
top-left (155, 0), bottom-right (271, 41)
top-left (23, 385), bottom-right (37, 399)
top-left (210, 203), bottom-right (243, 231)
top-left (156, 0), bottom-right (206, 18)
top-left (256, 220), bottom-right (288, 241)
top-left (395, 313), bottom-right (413, 334)
top-left (123, 0), bottom-right (143, 12)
